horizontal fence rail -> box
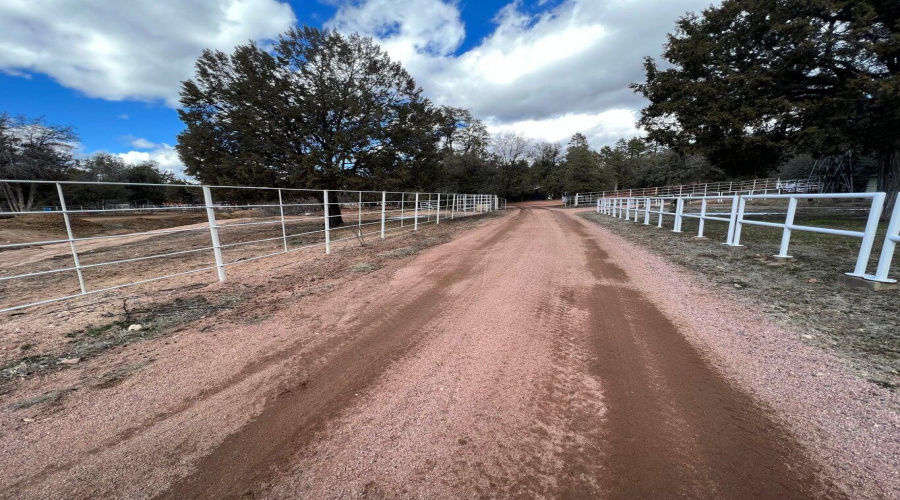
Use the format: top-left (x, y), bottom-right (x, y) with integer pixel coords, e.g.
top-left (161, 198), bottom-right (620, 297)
top-left (0, 179), bottom-right (505, 313)
top-left (595, 192), bottom-right (899, 284)
top-left (568, 177), bottom-right (821, 207)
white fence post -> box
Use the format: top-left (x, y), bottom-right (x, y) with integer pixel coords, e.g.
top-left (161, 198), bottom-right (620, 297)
top-left (278, 188), bottom-right (288, 252)
top-left (657, 198), bottom-right (664, 228)
top-left (358, 191), bottom-right (363, 235)
top-left (414, 192), bottom-right (419, 230)
top-left (400, 192), bottom-right (405, 227)
top-left (202, 186), bottom-right (226, 281)
top-left (323, 189), bottom-right (331, 254)
top-left (644, 197), bottom-right (651, 225)
top-left (673, 197), bottom-right (685, 233)
top-left (437, 193), bottom-right (441, 224)
top-left (380, 191), bottom-right (386, 239)
top-left (730, 196), bottom-right (747, 246)
top-left (56, 183), bottom-right (87, 293)
top-left (774, 196), bottom-right (798, 258)
top-left (634, 199), bottom-right (640, 222)
top-left (575, 193), bottom-right (579, 207)
top-left (849, 192), bottom-right (885, 277)
top-left (451, 194), bottom-right (456, 219)
top-left (697, 198), bottom-right (707, 238)
top-left (871, 194), bottom-right (899, 282)
top-left (725, 195), bottom-right (740, 245)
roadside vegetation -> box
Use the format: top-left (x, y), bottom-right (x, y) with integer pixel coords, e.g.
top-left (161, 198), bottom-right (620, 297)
top-left (582, 207), bottom-right (900, 390)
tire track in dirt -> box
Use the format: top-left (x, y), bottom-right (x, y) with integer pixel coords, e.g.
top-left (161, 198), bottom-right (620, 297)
top-left (154, 210), bottom-right (528, 499)
top-left (263, 205), bottom-right (609, 499)
top-left (553, 210), bottom-right (844, 499)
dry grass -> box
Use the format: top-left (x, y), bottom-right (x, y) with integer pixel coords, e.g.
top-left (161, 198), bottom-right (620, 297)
top-left (581, 206), bottom-right (900, 390)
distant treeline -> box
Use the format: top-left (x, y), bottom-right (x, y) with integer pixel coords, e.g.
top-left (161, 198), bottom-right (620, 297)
top-left (6, 1), bottom-right (897, 212)
top-left (0, 114), bottom-right (198, 211)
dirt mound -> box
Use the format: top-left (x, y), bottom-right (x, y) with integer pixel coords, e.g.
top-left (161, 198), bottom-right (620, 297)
top-left (0, 213), bottom-right (102, 235)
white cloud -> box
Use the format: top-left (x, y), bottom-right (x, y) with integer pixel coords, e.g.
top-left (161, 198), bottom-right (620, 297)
top-left (117, 114), bottom-right (129, 120)
top-left (122, 135), bottom-right (160, 150)
top-left (117, 144), bottom-right (187, 178)
top-left (0, 0), bottom-right (296, 106)
top-left (485, 109), bottom-right (642, 147)
top-left (327, 0), bottom-right (713, 148)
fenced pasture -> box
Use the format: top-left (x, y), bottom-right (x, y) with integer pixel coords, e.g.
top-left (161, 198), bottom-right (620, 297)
top-left (596, 193), bottom-right (900, 284)
top-left (568, 177), bottom-right (820, 207)
top-left (0, 180), bottom-right (502, 313)
top-left (584, 197), bottom-right (900, 388)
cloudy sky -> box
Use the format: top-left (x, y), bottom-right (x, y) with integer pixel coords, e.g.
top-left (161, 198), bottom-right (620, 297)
top-left (0, 0), bottom-right (713, 177)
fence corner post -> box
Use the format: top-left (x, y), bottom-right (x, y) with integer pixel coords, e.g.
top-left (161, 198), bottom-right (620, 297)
top-left (774, 196), bottom-right (798, 258)
top-left (850, 192), bottom-right (885, 277)
top-left (672, 197), bottom-right (684, 233)
top-left (414, 192), bottom-right (419, 230)
top-left (871, 193), bottom-right (899, 282)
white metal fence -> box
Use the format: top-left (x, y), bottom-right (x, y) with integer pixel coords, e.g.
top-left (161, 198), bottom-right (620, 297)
top-left (0, 179), bottom-right (504, 313)
top-left (569, 177), bottom-right (821, 207)
top-left (596, 192), bottom-right (899, 284)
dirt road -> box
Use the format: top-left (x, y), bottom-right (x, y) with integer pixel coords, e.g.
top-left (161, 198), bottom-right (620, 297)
top-left (163, 203), bottom-right (838, 498)
top-left (5, 203), bottom-right (889, 498)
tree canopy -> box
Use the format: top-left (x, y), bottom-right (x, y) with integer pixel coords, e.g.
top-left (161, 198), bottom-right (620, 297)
top-left (177, 26), bottom-right (440, 193)
top-left (633, 0), bottom-right (900, 207)
top-left (0, 113), bottom-right (78, 212)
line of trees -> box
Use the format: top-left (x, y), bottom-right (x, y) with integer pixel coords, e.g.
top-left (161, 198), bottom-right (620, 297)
top-left (14, 5), bottom-right (895, 213)
top-left (632, 0), bottom-right (899, 212)
top-left (0, 113), bottom-right (194, 211)
top-left (175, 25), bottom-right (727, 205)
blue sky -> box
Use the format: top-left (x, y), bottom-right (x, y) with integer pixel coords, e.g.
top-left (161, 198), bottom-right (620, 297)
top-left (0, 0), bottom-right (712, 177)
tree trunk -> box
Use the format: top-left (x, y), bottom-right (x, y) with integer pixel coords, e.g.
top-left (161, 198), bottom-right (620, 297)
top-left (878, 149), bottom-right (900, 220)
top-left (0, 182), bottom-right (28, 213)
top-left (314, 191), bottom-right (344, 226)
top-left (328, 201), bottom-right (344, 226)
top-left (26, 183), bottom-right (36, 212)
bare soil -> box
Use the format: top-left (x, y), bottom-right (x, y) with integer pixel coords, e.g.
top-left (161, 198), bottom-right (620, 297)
top-left (581, 205), bottom-right (900, 390)
top-left (0, 202), bottom-right (895, 499)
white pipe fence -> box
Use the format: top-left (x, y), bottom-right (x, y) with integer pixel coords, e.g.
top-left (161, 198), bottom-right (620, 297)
top-left (596, 192), bottom-right (899, 283)
top-left (571, 176), bottom-right (821, 207)
top-left (0, 179), bottom-right (505, 313)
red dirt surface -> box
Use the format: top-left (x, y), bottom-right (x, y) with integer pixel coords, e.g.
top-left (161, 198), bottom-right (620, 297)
top-left (1, 205), bottom-right (896, 499)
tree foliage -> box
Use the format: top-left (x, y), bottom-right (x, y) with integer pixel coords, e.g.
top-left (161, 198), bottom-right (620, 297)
top-left (0, 113), bottom-right (79, 211)
top-left (633, 0), bottom-right (900, 207)
top-left (177, 26), bottom-right (440, 195)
